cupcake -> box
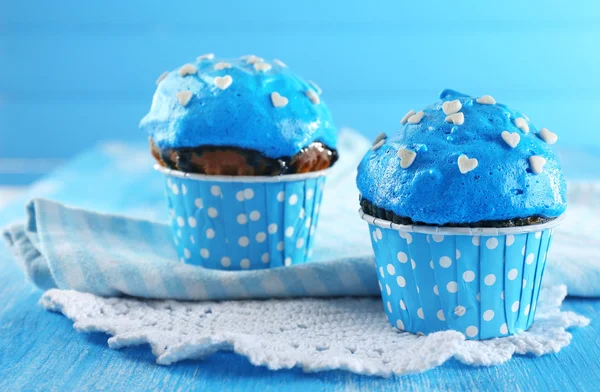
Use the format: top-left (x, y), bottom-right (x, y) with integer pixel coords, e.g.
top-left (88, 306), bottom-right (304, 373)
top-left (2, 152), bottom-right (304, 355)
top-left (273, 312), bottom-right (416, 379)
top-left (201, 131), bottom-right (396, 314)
top-left (140, 54), bottom-right (338, 270)
top-left (357, 89), bottom-right (566, 339)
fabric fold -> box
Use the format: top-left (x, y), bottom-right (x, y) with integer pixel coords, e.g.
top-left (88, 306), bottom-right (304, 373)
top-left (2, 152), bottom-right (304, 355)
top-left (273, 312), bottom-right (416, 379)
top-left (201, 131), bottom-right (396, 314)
top-left (3, 198), bottom-right (378, 300)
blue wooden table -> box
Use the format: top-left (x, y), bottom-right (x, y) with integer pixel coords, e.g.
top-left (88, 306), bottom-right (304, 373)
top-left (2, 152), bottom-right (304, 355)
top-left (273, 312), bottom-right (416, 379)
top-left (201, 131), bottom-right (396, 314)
top-left (0, 143), bottom-right (599, 391)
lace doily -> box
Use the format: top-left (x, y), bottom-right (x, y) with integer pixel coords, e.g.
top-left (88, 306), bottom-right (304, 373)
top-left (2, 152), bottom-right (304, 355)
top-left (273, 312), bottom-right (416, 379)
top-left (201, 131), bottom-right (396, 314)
top-left (41, 285), bottom-right (588, 377)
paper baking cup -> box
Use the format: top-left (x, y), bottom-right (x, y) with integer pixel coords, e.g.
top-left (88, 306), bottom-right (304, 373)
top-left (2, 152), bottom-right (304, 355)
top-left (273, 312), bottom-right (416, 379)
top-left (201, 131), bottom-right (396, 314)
top-left (156, 165), bottom-right (327, 271)
top-left (360, 209), bottom-right (565, 340)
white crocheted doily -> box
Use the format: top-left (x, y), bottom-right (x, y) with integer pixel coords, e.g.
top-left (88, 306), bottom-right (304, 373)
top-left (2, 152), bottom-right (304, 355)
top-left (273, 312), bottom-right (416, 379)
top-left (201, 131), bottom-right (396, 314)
top-left (41, 285), bottom-right (588, 377)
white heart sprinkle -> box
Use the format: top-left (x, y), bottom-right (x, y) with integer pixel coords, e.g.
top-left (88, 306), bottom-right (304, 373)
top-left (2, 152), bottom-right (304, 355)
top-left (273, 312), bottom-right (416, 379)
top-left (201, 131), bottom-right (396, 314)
top-left (273, 59), bottom-right (287, 67)
top-left (156, 71), bottom-right (168, 85)
top-left (214, 62), bottom-right (231, 70)
top-left (400, 109), bottom-right (416, 125)
top-left (197, 53), bottom-right (215, 61)
top-left (214, 75), bottom-right (233, 90)
top-left (442, 100), bottom-right (462, 115)
top-left (245, 55), bottom-right (264, 64)
top-left (271, 92), bottom-right (289, 107)
top-left (501, 131), bottom-right (520, 148)
top-left (458, 154), bottom-right (478, 174)
top-left (372, 132), bottom-right (387, 146)
top-left (305, 90), bottom-right (320, 104)
top-left (529, 156), bottom-right (547, 174)
top-left (514, 117), bottom-right (529, 133)
top-left (476, 95), bottom-right (496, 105)
top-left (538, 128), bottom-right (558, 144)
top-left (408, 111), bottom-right (425, 124)
top-left (254, 62), bottom-right (272, 72)
top-left (178, 63), bottom-right (197, 77)
top-left (445, 112), bottom-right (465, 125)
top-left (308, 80), bottom-right (322, 95)
top-left (176, 91), bottom-right (193, 106)
top-left (371, 139), bottom-right (385, 151)
top-left (398, 148), bottom-right (417, 169)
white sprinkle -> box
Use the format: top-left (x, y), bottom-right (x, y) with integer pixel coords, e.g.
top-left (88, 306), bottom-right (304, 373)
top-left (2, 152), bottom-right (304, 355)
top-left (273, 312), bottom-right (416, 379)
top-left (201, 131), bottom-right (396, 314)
top-left (156, 71), bottom-right (168, 85)
top-left (179, 63), bottom-right (197, 77)
top-left (400, 109), bottom-right (416, 125)
top-left (529, 156), bottom-right (547, 175)
top-left (214, 62), bottom-right (232, 70)
top-left (271, 92), bottom-right (289, 107)
top-left (305, 90), bottom-right (320, 104)
top-left (214, 75), bottom-right (233, 90)
top-left (308, 80), bottom-right (322, 95)
top-left (538, 128), bottom-right (558, 144)
top-left (501, 131), bottom-right (520, 148)
top-left (254, 62), bottom-right (272, 72)
top-left (176, 91), bottom-right (193, 106)
top-left (245, 55), bottom-right (264, 64)
top-left (371, 139), bottom-right (385, 151)
top-left (457, 154), bottom-right (478, 174)
top-left (397, 148), bottom-right (417, 169)
top-left (407, 111), bottom-right (425, 124)
top-left (373, 132), bottom-right (387, 146)
top-left (514, 117), bottom-right (530, 133)
top-left (442, 100), bottom-right (462, 115)
top-left (476, 95), bottom-right (496, 105)
top-left (197, 53), bottom-right (215, 61)
top-left (445, 112), bottom-right (465, 125)
top-left (273, 59), bottom-right (287, 67)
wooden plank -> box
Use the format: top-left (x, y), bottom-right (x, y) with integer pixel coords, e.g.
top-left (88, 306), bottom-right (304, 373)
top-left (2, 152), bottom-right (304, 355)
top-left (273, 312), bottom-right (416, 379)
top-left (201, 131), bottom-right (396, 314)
top-left (2, 0), bottom-right (600, 26)
top-left (2, 30), bottom-right (600, 95)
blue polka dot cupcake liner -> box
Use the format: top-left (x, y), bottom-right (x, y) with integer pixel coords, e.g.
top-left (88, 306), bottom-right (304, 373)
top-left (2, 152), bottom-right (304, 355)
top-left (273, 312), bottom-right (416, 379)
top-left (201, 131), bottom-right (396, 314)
top-left (360, 210), bottom-right (564, 340)
top-left (156, 166), bottom-right (326, 271)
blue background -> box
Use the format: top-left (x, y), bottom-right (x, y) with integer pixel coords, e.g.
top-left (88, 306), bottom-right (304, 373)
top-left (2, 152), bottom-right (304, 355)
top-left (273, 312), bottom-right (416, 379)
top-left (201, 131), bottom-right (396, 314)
top-left (1, 0), bottom-right (600, 186)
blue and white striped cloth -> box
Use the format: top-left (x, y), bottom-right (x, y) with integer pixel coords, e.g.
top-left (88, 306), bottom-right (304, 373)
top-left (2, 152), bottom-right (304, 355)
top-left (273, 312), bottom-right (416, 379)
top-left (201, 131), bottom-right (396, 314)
top-left (2, 198), bottom-right (378, 300)
top-left (2, 130), bottom-right (600, 299)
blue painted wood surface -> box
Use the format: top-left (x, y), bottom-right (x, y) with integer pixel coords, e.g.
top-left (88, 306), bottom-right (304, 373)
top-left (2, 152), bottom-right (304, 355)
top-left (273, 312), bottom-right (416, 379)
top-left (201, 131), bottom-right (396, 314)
top-left (2, 1), bottom-right (600, 184)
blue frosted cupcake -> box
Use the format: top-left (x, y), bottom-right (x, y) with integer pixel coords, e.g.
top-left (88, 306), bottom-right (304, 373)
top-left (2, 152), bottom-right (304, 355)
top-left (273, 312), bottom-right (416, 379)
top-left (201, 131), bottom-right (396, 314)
top-left (140, 54), bottom-right (337, 270)
top-left (357, 89), bottom-right (566, 339)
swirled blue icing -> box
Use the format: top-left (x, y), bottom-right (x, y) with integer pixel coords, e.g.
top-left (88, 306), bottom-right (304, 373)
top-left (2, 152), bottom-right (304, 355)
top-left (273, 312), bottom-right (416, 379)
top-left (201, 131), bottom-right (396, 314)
top-left (357, 89), bottom-right (567, 225)
top-left (140, 55), bottom-right (337, 158)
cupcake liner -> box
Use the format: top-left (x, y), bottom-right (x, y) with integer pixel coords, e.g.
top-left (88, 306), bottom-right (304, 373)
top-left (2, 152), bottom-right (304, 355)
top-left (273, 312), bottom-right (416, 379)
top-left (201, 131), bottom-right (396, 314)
top-left (361, 210), bottom-right (564, 340)
top-left (157, 165), bottom-right (326, 271)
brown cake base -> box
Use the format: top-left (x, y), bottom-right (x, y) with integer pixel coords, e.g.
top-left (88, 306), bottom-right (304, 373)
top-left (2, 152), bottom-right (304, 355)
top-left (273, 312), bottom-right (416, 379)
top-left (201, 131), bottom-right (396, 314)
top-left (360, 197), bottom-right (555, 228)
top-left (150, 138), bottom-right (338, 176)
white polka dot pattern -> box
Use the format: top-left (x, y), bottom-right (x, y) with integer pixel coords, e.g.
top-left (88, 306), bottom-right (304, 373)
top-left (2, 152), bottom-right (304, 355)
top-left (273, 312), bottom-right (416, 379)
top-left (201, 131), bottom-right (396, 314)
top-left (163, 174), bottom-right (326, 271)
top-left (369, 223), bottom-right (553, 340)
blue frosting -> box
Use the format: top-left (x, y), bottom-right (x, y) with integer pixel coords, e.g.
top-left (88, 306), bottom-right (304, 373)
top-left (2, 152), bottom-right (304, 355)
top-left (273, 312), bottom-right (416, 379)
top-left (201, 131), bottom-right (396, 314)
top-left (140, 56), bottom-right (337, 158)
top-left (357, 89), bottom-right (567, 225)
